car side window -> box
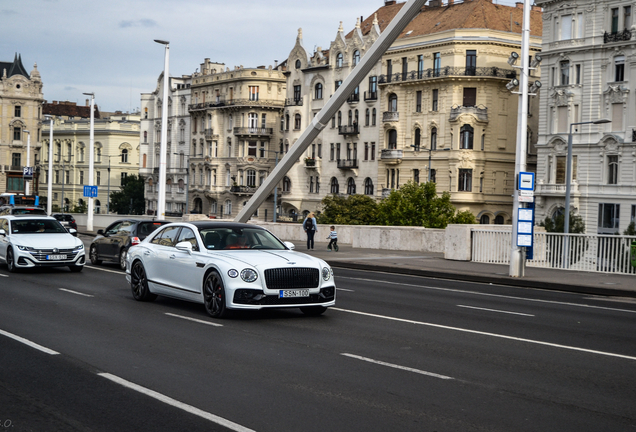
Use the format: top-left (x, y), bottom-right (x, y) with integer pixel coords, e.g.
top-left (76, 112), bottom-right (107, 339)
top-left (0, 219), bottom-right (8, 232)
top-left (176, 228), bottom-right (199, 252)
top-left (151, 226), bottom-right (181, 247)
top-left (106, 222), bottom-right (121, 235)
top-left (118, 221), bottom-right (135, 234)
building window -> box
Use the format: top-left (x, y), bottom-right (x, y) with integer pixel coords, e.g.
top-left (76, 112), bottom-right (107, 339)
top-left (430, 169), bottom-right (436, 183)
top-left (11, 153), bottom-right (21, 167)
top-left (371, 108), bottom-right (376, 126)
top-left (432, 89), bottom-right (439, 111)
top-left (282, 176), bottom-right (291, 192)
top-left (417, 55), bottom-right (424, 78)
top-left (386, 59), bottom-right (392, 82)
top-left (561, 14), bottom-right (572, 40)
top-left (388, 130), bottom-right (397, 150)
top-left (14, 105), bottom-right (21, 117)
top-left (352, 50), bottom-right (360, 66)
top-left (315, 83), bottom-right (323, 99)
top-left (364, 178), bottom-right (374, 195)
top-left (460, 124), bottom-right (474, 149)
top-left (433, 52), bottom-right (441, 76)
top-left (246, 170), bottom-right (256, 187)
top-left (413, 128), bottom-right (421, 151)
top-left (337, 111), bottom-right (342, 127)
top-left (365, 109), bottom-right (370, 126)
top-left (480, 215), bottom-right (490, 224)
top-left (608, 155), bottom-right (619, 184)
top-left (121, 149), bottom-right (129, 163)
top-left (575, 64), bottom-right (581, 84)
top-left (430, 128), bottom-right (437, 150)
top-left (293, 85), bottom-right (301, 102)
top-left (554, 156), bottom-right (577, 184)
top-left (611, 8), bottom-right (619, 33)
top-left (336, 53), bottom-right (343, 68)
top-left (294, 114), bottom-right (301, 130)
top-left (615, 56), bottom-right (625, 82)
top-left (560, 61), bottom-right (570, 85)
top-left (416, 91), bottom-right (422, 112)
top-left (369, 76), bottom-right (377, 95)
top-left (248, 86), bottom-right (259, 101)
top-left (465, 50), bottom-right (477, 75)
top-left (295, 59), bottom-right (301, 69)
top-left (458, 169), bottom-right (472, 192)
top-left (330, 177), bottom-right (339, 194)
top-left (13, 127), bottom-right (21, 141)
top-left (463, 88), bottom-right (477, 107)
top-left (388, 94), bottom-right (398, 112)
top-left (248, 141), bottom-right (257, 157)
top-left (335, 80), bottom-right (342, 90)
top-left (79, 171), bottom-right (84, 185)
top-left (225, 200), bottom-right (232, 215)
top-left (414, 169), bottom-right (420, 184)
top-left (598, 203), bottom-right (620, 232)
top-left (371, 142), bottom-right (375, 161)
top-left (347, 178), bottom-right (356, 195)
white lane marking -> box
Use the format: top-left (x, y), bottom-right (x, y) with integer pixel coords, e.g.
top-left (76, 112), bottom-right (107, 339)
top-left (342, 353), bottom-right (453, 380)
top-left (83, 265), bottom-right (126, 275)
top-left (0, 274), bottom-right (8, 277)
top-left (59, 288), bottom-right (94, 298)
top-left (337, 275), bottom-right (636, 314)
top-left (332, 308), bottom-right (636, 362)
top-left (165, 313), bottom-right (223, 327)
top-left (0, 329), bottom-right (59, 355)
top-left (336, 288), bottom-right (355, 292)
top-left (98, 373), bottom-right (255, 432)
top-left (457, 305), bottom-right (535, 317)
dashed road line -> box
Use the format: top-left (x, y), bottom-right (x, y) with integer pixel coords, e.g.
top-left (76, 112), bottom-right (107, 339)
top-left (165, 313), bottom-right (223, 327)
top-left (342, 353), bottom-right (453, 380)
top-left (457, 304), bottom-right (534, 317)
top-left (0, 329), bottom-right (59, 355)
top-left (59, 288), bottom-right (94, 297)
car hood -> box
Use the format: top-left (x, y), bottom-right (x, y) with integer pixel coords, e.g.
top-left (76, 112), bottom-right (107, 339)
top-left (12, 234), bottom-right (81, 249)
top-left (208, 249), bottom-right (326, 269)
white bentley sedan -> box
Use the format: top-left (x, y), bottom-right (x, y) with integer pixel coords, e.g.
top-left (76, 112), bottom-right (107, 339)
top-left (126, 221), bottom-right (336, 318)
top-left (0, 215), bottom-right (85, 272)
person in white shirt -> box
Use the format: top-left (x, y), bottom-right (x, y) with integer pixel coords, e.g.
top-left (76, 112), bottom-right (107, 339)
top-left (326, 226), bottom-right (338, 252)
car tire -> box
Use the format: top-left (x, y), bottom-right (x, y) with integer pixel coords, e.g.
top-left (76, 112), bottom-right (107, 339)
top-left (300, 306), bottom-right (327, 316)
top-left (69, 265), bottom-right (83, 272)
top-left (203, 270), bottom-right (227, 318)
top-left (90, 245), bottom-right (102, 265)
top-left (130, 261), bottom-right (157, 302)
top-left (6, 248), bottom-right (16, 273)
top-left (119, 248), bottom-right (128, 271)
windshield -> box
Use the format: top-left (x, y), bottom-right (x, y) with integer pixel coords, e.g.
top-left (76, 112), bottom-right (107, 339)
top-left (10, 219), bottom-right (68, 234)
top-left (199, 227), bottom-right (286, 251)
top-left (12, 208), bottom-right (46, 215)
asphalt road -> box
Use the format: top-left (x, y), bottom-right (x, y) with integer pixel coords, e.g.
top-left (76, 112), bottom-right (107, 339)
top-left (1, 235), bottom-right (635, 431)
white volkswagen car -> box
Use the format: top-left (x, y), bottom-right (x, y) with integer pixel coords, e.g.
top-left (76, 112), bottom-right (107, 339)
top-left (126, 221), bottom-right (336, 318)
top-left (0, 215), bottom-right (85, 272)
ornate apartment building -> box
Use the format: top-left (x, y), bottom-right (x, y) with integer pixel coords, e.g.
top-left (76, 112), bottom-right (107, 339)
top-left (140, 73), bottom-right (192, 216)
top-left (40, 102), bottom-right (140, 213)
top-left (0, 54), bottom-right (44, 201)
top-left (186, 59), bottom-right (286, 219)
top-left (280, 8), bottom-right (399, 219)
top-left (376, 0), bottom-right (542, 224)
top-left (534, 0), bottom-right (636, 233)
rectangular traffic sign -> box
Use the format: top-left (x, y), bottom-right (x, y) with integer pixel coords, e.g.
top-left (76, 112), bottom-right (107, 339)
top-left (83, 186), bottom-right (98, 198)
top-left (22, 166), bottom-right (33, 178)
top-left (518, 172), bottom-right (535, 191)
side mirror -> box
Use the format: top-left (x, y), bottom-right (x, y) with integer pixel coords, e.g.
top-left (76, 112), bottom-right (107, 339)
top-left (175, 241), bottom-right (193, 254)
top-left (97, 229), bottom-right (104, 235)
top-left (284, 241), bottom-right (295, 250)
top-left (0, 229), bottom-right (6, 236)
top-left (68, 228), bottom-right (77, 234)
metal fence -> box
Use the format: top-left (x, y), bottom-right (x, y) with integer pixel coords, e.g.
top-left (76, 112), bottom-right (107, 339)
top-left (472, 229), bottom-right (636, 275)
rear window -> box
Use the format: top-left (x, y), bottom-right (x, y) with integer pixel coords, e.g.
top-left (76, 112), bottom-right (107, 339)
top-left (12, 208), bottom-right (46, 215)
top-left (54, 214), bottom-right (73, 221)
top-left (138, 222), bottom-right (168, 238)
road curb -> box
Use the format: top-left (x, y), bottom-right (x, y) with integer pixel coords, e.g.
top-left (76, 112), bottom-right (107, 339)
top-left (327, 261), bottom-right (636, 299)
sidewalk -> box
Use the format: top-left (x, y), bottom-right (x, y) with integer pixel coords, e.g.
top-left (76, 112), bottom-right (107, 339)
top-left (78, 226), bottom-right (635, 299)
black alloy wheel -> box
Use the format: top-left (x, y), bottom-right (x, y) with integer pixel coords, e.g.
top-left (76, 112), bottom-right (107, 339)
top-left (6, 249), bottom-right (16, 272)
top-left (90, 245), bottom-right (102, 265)
top-left (130, 261), bottom-right (157, 302)
top-left (204, 270), bottom-right (227, 318)
top-left (119, 248), bottom-right (128, 270)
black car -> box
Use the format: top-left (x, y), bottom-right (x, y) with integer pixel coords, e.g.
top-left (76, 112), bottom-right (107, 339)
top-left (52, 213), bottom-right (78, 235)
top-left (0, 205), bottom-right (47, 216)
top-left (89, 219), bottom-right (169, 270)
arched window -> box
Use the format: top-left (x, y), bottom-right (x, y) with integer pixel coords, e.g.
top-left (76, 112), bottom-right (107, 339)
top-left (336, 53), bottom-right (343, 68)
top-left (348, 110), bottom-right (353, 126)
top-left (364, 178), bottom-right (374, 195)
top-left (372, 108), bottom-right (377, 126)
top-left (282, 176), bottom-right (291, 192)
top-left (494, 215), bottom-right (504, 224)
top-left (315, 83), bottom-right (323, 99)
top-left (143, 131), bottom-right (147, 143)
top-left (330, 177), bottom-right (339, 194)
top-left (480, 215), bottom-right (490, 224)
top-left (337, 111), bottom-right (342, 127)
top-left (460, 124), bottom-right (474, 149)
top-left (352, 50), bottom-right (360, 66)
top-left (347, 177), bottom-right (356, 195)
top-left (121, 149), bottom-right (129, 163)
top-left (388, 94), bottom-right (398, 112)
top-left (430, 127), bottom-right (438, 150)
top-left (414, 128), bottom-right (421, 151)
top-left (285, 114), bottom-right (290, 131)
top-left (365, 109), bottom-right (370, 126)
top-left (294, 114), bottom-right (301, 130)
top-left (354, 109), bottom-right (359, 126)
top-left (295, 59), bottom-right (301, 69)
top-left (388, 130), bottom-right (398, 149)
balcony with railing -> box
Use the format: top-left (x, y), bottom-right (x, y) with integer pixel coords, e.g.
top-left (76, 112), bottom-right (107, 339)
top-left (233, 127), bottom-right (274, 137)
top-left (338, 125), bottom-right (359, 135)
top-left (285, 98), bottom-right (303, 107)
top-left (449, 105), bottom-right (489, 123)
top-left (188, 98), bottom-right (226, 111)
top-left (337, 159), bottom-right (358, 169)
top-left (379, 67), bottom-right (516, 84)
top-left (204, 128), bottom-right (215, 139)
top-left (604, 29), bottom-right (632, 43)
top-left (364, 91), bottom-right (378, 101)
top-left (347, 93), bottom-right (360, 104)
top-left (304, 158), bottom-right (320, 169)
top-left (383, 111), bottom-right (399, 122)
top-left (189, 98), bottom-right (284, 111)
top-left (230, 185), bottom-right (258, 195)
top-left (380, 149), bottom-right (403, 164)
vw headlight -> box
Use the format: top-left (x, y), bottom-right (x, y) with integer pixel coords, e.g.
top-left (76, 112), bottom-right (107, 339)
top-left (17, 245), bottom-right (34, 251)
top-left (240, 268), bottom-right (258, 283)
top-left (322, 267), bottom-right (332, 281)
top-left (73, 244), bottom-right (84, 252)
top-left (228, 269), bottom-right (239, 278)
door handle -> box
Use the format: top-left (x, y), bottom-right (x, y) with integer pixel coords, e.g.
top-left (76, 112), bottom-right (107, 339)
top-left (169, 254), bottom-right (176, 259)
top-left (144, 251), bottom-right (151, 256)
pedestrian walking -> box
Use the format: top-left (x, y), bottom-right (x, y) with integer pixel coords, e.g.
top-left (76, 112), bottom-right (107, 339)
top-left (327, 226), bottom-right (338, 252)
top-left (303, 213), bottom-right (318, 250)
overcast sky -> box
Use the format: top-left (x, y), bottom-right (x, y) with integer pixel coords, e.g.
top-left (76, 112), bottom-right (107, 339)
top-left (3, 0), bottom-right (521, 113)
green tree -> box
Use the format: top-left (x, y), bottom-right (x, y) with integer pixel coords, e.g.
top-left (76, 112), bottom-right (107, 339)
top-left (109, 175), bottom-right (145, 215)
top-left (318, 194), bottom-right (378, 225)
top-left (376, 181), bottom-right (475, 228)
top-left (623, 221), bottom-right (636, 236)
top-left (540, 210), bottom-right (586, 233)
top-left (71, 200), bottom-right (87, 214)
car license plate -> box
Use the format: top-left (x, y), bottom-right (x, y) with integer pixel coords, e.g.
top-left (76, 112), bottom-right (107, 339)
top-left (47, 255), bottom-right (66, 260)
top-left (279, 289), bottom-right (310, 298)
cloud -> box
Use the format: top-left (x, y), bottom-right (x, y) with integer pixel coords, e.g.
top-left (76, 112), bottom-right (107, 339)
top-left (64, 86), bottom-right (79, 91)
top-left (118, 19), bottom-right (157, 28)
top-left (1, 9), bottom-right (18, 15)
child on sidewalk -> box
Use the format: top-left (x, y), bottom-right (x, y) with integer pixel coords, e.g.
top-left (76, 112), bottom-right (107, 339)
top-left (327, 226), bottom-right (338, 252)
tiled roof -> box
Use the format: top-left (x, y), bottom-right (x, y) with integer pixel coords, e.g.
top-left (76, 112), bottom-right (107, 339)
top-left (347, 0), bottom-right (541, 40)
top-left (43, 101), bottom-right (101, 119)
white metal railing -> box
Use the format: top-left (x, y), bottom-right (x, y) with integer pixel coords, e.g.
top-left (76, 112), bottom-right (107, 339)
top-left (472, 229), bottom-right (636, 275)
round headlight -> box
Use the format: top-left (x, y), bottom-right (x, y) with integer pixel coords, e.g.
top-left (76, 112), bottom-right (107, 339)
top-left (228, 269), bottom-right (239, 278)
top-left (240, 268), bottom-right (258, 283)
top-left (322, 267), bottom-right (331, 281)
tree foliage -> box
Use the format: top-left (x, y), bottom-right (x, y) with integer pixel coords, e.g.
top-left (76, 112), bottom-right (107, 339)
top-left (317, 194), bottom-right (378, 225)
top-left (540, 210), bottom-right (586, 234)
top-left (109, 175), bottom-right (145, 215)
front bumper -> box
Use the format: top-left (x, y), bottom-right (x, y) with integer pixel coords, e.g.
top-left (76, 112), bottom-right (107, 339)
top-left (230, 286), bottom-right (336, 309)
top-left (14, 249), bottom-right (85, 268)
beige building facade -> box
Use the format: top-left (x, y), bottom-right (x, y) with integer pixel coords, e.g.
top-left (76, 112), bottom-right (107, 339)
top-left (0, 54), bottom-right (44, 202)
top-left (377, 0), bottom-right (543, 224)
top-left (187, 59), bottom-right (286, 220)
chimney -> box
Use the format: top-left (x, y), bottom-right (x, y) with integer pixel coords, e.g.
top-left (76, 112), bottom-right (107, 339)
top-left (516, 2), bottom-right (524, 8)
top-left (531, 4), bottom-right (542, 11)
top-left (429, 0), bottom-right (442, 6)
top-left (385, 1), bottom-right (396, 5)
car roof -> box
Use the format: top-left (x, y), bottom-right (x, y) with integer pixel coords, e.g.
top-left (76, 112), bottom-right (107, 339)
top-left (187, 221), bottom-right (265, 231)
top-left (110, 219), bottom-right (168, 224)
top-left (1, 215), bottom-right (56, 220)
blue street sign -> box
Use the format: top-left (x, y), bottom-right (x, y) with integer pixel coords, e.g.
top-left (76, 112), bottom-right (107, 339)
top-left (23, 166), bottom-right (33, 178)
top-left (83, 186), bottom-right (98, 198)
top-left (517, 207), bottom-right (534, 248)
top-left (518, 172), bottom-right (535, 191)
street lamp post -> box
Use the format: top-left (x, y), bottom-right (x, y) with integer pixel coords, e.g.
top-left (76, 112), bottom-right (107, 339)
top-left (155, 39), bottom-right (170, 220)
top-left (44, 115), bottom-right (54, 215)
top-left (409, 145), bottom-right (449, 182)
top-left (23, 130), bottom-right (31, 195)
top-left (84, 92), bottom-right (95, 231)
